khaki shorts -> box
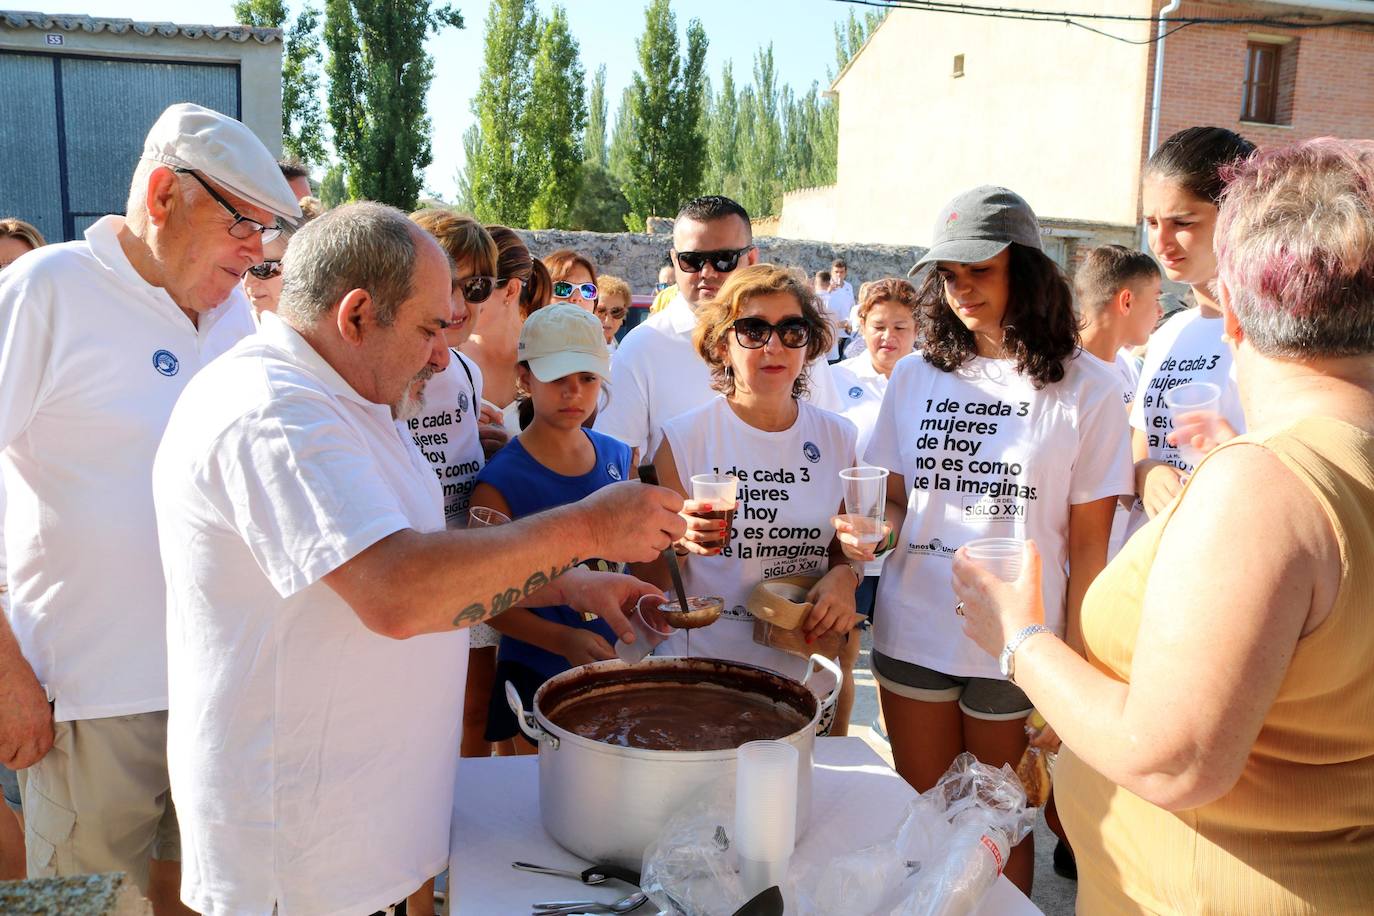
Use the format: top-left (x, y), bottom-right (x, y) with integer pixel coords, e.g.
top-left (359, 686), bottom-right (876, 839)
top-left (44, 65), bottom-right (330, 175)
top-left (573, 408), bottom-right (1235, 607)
top-left (17, 710), bottom-right (179, 893)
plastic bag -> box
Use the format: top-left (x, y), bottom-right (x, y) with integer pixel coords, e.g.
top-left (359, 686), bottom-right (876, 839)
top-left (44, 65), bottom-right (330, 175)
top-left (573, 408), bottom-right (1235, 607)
top-left (889, 753), bottom-right (1035, 916)
top-left (641, 751), bottom-right (1033, 916)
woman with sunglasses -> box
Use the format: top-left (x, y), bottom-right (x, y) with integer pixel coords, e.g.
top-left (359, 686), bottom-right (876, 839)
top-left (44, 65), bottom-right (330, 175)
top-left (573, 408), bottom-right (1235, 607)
top-left (463, 227), bottom-right (553, 438)
top-left (594, 275), bottom-right (631, 354)
top-left (644, 264), bottom-right (862, 689)
top-left (544, 249), bottom-right (599, 313)
top-left (838, 187), bottom-right (1133, 894)
top-left (240, 197), bottom-right (323, 317)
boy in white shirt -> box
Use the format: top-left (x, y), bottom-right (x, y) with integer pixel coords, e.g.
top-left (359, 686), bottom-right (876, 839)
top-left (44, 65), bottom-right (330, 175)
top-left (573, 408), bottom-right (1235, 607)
top-left (1074, 244), bottom-right (1165, 408)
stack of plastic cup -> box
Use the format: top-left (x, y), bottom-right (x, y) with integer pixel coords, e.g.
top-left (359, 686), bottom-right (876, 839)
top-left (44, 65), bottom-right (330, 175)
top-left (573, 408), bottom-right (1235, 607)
top-left (734, 740), bottom-right (799, 899)
top-left (963, 537), bottom-right (1024, 582)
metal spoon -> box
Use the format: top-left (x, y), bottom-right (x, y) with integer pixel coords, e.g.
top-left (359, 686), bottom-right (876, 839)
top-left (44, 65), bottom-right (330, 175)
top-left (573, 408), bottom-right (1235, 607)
top-left (532, 890), bottom-right (648, 915)
top-left (512, 860), bottom-right (641, 887)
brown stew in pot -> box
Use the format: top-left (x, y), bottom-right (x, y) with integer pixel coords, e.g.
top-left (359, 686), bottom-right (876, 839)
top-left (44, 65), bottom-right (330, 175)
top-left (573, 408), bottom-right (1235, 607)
top-left (551, 684), bottom-right (809, 751)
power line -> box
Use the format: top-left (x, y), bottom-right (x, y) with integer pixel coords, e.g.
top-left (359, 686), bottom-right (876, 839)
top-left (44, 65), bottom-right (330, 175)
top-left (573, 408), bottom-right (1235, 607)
top-left (834, 0), bottom-right (1374, 45)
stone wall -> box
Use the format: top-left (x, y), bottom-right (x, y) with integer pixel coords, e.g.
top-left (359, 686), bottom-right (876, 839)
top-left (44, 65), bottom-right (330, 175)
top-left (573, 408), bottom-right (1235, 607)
top-left (516, 228), bottom-right (926, 296)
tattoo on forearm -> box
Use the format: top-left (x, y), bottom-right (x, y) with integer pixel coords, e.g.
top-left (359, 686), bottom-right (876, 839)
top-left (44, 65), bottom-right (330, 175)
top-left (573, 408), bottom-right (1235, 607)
top-left (451, 558), bottom-right (581, 628)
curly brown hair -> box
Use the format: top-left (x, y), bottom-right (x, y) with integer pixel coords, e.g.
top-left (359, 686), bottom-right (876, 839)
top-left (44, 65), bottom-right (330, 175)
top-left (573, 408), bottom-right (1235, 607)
top-left (917, 244), bottom-right (1079, 388)
top-left (693, 263), bottom-right (833, 399)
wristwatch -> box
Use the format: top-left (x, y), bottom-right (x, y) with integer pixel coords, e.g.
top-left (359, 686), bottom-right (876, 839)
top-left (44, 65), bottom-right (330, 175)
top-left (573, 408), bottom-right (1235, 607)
top-left (999, 624), bottom-right (1052, 684)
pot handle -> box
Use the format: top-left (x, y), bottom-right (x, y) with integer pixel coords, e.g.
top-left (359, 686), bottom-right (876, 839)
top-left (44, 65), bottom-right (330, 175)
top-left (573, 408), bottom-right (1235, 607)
top-left (505, 680), bottom-right (557, 749)
top-left (802, 653), bottom-right (843, 712)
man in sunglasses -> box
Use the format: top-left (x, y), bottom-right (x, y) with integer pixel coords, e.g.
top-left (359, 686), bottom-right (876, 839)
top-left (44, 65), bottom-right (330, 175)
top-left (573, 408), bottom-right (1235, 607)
top-left (596, 195), bottom-right (839, 462)
top-left (0, 102), bottom-right (300, 909)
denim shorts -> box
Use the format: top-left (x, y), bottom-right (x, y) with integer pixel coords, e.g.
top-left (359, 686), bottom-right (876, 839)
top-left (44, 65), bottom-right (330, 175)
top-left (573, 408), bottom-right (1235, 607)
top-left (0, 764), bottom-right (19, 813)
top-left (871, 650), bottom-right (1032, 721)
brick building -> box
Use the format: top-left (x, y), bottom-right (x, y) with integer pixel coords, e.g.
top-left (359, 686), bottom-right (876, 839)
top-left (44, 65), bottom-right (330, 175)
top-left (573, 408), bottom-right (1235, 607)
top-left (776, 0), bottom-right (1374, 271)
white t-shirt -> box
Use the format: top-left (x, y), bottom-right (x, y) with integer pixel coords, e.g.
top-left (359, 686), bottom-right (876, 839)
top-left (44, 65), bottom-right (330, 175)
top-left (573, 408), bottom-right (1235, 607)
top-left (1116, 350), bottom-right (1142, 409)
top-left (0, 472), bottom-right (7, 615)
top-left (1130, 308), bottom-right (1244, 470)
top-left (405, 349), bottom-right (485, 528)
top-left (594, 293), bottom-right (841, 461)
top-left (865, 352), bottom-right (1133, 678)
top-left (657, 397), bottom-right (857, 680)
top-left (1079, 348), bottom-right (1142, 559)
top-left (829, 281), bottom-right (856, 326)
top-left (0, 215), bottom-right (254, 721)
top-left (816, 289), bottom-right (842, 362)
top-left (829, 352), bottom-right (891, 576)
top-left (154, 312), bottom-right (468, 916)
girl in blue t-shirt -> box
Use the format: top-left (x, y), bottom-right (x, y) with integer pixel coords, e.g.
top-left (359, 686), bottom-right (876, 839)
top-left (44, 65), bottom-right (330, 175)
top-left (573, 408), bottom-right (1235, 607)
top-left (470, 303), bottom-right (632, 752)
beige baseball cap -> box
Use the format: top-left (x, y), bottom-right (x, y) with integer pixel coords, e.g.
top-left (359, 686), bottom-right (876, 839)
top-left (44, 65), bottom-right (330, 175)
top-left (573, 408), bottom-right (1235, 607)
top-left (518, 303), bottom-right (611, 383)
top-left (142, 102), bottom-right (302, 223)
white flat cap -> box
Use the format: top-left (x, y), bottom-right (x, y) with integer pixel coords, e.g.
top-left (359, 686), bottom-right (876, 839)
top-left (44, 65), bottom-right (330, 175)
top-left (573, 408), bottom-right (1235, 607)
top-left (142, 102), bottom-right (303, 223)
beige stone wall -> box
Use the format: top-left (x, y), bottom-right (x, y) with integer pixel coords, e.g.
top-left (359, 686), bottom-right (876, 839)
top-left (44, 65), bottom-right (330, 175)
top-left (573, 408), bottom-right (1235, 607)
top-left (0, 26), bottom-right (283, 153)
top-left (780, 1), bottom-right (1154, 247)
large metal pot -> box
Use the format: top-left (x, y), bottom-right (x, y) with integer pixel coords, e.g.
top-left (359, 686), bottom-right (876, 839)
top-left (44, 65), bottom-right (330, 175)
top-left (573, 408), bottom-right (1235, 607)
top-left (507, 654), bottom-right (842, 870)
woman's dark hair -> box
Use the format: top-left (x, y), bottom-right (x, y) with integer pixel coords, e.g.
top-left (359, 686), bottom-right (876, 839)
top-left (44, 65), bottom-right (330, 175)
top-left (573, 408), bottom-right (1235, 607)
top-left (917, 243), bottom-right (1079, 389)
top-left (1144, 127), bottom-right (1256, 205)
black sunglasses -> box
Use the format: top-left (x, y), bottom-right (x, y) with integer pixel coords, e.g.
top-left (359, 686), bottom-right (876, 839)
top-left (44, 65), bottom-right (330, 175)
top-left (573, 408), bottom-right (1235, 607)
top-left (553, 280), bottom-right (598, 301)
top-left (246, 259), bottom-right (282, 280)
top-left (731, 316), bottom-right (811, 350)
top-left (675, 246), bottom-right (753, 274)
top-left (458, 275), bottom-right (498, 304)
top-left (175, 169), bottom-right (282, 243)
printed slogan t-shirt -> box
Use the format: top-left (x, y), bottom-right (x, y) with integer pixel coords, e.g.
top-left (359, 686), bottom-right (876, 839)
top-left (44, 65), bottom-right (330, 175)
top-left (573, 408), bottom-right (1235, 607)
top-left (865, 353), bottom-right (1133, 678)
top-left (1130, 308), bottom-right (1245, 470)
top-left (658, 397), bottom-right (857, 680)
top-left (405, 349), bottom-right (485, 528)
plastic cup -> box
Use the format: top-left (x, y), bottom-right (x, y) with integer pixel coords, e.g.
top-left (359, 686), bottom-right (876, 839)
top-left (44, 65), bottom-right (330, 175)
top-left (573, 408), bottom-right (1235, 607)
top-left (735, 740), bottom-right (799, 899)
top-left (467, 506), bottom-right (511, 528)
top-left (840, 467), bottom-right (888, 546)
top-left (615, 595), bottom-right (675, 664)
top-left (963, 537), bottom-right (1024, 582)
top-left (690, 473), bottom-right (738, 550)
top-left (1163, 382), bottom-right (1222, 469)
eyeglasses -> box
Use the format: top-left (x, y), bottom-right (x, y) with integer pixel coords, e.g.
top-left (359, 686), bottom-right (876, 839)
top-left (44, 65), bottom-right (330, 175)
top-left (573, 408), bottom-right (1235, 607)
top-left (675, 246), bottom-right (753, 274)
top-left (596, 305), bottom-right (628, 320)
top-left (654, 282), bottom-right (671, 292)
top-left (246, 260), bottom-right (282, 280)
top-left (553, 280), bottom-right (598, 301)
top-left (457, 275), bottom-right (498, 304)
top-left (731, 316), bottom-right (811, 350)
top-left (175, 169), bottom-right (282, 243)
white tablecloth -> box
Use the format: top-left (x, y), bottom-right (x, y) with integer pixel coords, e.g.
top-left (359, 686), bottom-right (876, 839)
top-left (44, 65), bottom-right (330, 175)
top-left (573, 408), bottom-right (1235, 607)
top-left (448, 736), bottom-right (1041, 915)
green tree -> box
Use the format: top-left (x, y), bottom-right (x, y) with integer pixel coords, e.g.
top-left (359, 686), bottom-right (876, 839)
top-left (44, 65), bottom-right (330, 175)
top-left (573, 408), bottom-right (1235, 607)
top-left (832, 9), bottom-right (887, 78)
top-left (704, 62), bottom-right (740, 200)
top-left (607, 85), bottom-right (636, 188)
top-left (465, 0), bottom-right (540, 225)
top-left (584, 65), bottom-right (608, 167)
top-left (454, 124), bottom-right (481, 212)
top-left (323, 0), bottom-right (462, 210)
top-left (526, 6), bottom-right (587, 229)
top-left (234, 0), bottom-right (326, 165)
top-left (621, 0), bottom-right (708, 230)
top-left (319, 161), bottom-right (349, 207)
top-left (737, 45), bottom-right (782, 217)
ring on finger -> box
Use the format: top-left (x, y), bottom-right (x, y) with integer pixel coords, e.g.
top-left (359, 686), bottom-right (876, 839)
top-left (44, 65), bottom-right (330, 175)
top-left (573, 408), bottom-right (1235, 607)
top-left (955, 601), bottom-right (965, 617)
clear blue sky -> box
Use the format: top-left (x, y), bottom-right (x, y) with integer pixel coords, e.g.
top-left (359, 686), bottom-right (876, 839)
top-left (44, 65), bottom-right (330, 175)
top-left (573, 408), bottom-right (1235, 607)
top-left (27, 0), bottom-right (866, 199)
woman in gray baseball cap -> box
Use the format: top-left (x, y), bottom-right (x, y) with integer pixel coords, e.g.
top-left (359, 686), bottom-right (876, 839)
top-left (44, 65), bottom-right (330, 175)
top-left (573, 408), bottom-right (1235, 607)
top-left (835, 185), bottom-right (1134, 893)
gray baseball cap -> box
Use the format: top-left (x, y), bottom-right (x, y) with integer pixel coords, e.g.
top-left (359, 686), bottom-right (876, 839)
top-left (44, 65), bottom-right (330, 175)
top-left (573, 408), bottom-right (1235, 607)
top-left (911, 185), bottom-right (1042, 275)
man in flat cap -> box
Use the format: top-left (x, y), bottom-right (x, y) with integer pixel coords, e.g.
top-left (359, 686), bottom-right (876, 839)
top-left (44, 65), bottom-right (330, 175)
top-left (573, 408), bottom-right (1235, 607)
top-left (152, 201), bottom-right (683, 915)
top-left (0, 102), bottom-right (300, 910)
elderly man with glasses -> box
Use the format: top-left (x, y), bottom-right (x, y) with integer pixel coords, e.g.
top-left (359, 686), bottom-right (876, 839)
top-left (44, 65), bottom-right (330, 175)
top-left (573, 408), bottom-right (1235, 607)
top-left (0, 102), bottom-right (299, 911)
top-left (595, 195), bottom-right (839, 464)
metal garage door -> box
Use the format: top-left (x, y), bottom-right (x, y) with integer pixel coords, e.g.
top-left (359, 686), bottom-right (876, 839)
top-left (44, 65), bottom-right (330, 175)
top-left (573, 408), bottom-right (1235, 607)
top-left (0, 50), bottom-right (239, 242)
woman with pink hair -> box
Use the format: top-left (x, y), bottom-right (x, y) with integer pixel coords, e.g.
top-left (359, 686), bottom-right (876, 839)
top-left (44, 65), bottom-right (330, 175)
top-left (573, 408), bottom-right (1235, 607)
top-left (955, 137), bottom-right (1374, 913)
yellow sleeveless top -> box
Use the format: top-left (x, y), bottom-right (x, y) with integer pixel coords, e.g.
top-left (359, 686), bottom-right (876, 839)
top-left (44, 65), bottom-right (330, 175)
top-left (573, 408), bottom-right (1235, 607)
top-left (1056, 417), bottom-right (1374, 915)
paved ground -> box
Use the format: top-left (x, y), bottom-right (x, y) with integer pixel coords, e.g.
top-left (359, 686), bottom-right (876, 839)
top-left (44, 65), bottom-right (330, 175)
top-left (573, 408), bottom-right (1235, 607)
top-left (848, 628), bottom-right (1076, 916)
